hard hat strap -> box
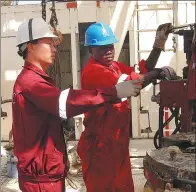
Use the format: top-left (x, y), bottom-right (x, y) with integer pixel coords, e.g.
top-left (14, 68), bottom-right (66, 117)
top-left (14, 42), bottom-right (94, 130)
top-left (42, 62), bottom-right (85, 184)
top-left (19, 43), bottom-right (27, 52)
top-left (17, 43), bottom-right (27, 57)
top-left (28, 18), bottom-right (33, 41)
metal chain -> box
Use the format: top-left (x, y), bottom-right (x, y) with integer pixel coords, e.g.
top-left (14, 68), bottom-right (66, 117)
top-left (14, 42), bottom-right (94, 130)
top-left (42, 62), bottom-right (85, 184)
top-left (50, 0), bottom-right (58, 31)
top-left (47, 49), bottom-right (62, 89)
top-left (47, 0), bottom-right (62, 89)
top-left (41, 0), bottom-right (66, 90)
top-left (41, 0), bottom-right (46, 21)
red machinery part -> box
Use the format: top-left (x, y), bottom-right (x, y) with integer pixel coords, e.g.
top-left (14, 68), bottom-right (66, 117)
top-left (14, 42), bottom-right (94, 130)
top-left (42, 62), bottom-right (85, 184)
top-left (187, 62), bottom-right (196, 100)
top-left (164, 107), bottom-right (169, 136)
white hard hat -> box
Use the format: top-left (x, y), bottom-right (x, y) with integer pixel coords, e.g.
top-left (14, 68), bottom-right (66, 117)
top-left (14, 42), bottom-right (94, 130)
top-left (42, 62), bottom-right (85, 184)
top-left (16, 17), bottom-right (57, 47)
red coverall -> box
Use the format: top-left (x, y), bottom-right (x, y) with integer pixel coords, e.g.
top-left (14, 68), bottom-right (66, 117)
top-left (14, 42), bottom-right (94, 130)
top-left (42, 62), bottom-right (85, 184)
top-left (12, 62), bottom-right (118, 192)
top-left (77, 57), bottom-right (148, 192)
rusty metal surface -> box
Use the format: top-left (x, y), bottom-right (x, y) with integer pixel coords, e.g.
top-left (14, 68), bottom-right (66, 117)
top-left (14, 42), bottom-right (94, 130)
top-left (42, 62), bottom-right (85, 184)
top-left (159, 79), bottom-right (194, 132)
top-left (159, 80), bottom-right (186, 108)
top-left (146, 148), bottom-right (195, 179)
top-left (164, 189), bottom-right (185, 192)
top-left (162, 132), bottom-right (196, 148)
top-left (164, 133), bottom-right (195, 144)
top-left (144, 147), bottom-right (196, 191)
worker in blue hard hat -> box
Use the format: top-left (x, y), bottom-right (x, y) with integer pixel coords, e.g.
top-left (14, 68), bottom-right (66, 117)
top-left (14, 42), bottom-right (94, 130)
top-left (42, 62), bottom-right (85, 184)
top-left (77, 22), bottom-right (175, 191)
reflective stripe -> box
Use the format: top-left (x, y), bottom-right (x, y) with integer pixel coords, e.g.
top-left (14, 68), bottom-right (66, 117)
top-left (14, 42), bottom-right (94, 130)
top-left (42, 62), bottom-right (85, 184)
top-left (59, 89), bottom-right (70, 119)
top-left (117, 74), bottom-right (128, 84)
top-left (117, 74), bottom-right (128, 101)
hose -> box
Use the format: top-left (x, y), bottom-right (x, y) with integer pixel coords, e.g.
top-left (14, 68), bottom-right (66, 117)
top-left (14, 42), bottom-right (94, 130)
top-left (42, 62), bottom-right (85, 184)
top-left (154, 107), bottom-right (180, 149)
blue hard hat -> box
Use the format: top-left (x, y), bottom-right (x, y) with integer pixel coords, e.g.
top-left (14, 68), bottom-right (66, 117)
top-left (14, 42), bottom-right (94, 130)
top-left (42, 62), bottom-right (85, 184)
top-left (84, 22), bottom-right (119, 46)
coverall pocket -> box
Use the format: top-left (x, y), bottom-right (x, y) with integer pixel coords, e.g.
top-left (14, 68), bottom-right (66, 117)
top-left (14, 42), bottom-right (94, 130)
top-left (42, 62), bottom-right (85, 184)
top-left (44, 150), bottom-right (64, 176)
top-left (18, 155), bottom-right (43, 176)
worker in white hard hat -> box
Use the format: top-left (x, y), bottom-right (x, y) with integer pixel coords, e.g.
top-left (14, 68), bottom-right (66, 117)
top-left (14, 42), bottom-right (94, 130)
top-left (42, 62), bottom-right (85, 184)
top-left (12, 17), bottom-right (142, 192)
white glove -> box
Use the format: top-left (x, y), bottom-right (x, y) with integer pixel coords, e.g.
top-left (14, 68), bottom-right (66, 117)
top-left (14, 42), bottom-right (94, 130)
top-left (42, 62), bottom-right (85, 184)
top-left (153, 23), bottom-right (172, 50)
top-left (115, 80), bottom-right (142, 98)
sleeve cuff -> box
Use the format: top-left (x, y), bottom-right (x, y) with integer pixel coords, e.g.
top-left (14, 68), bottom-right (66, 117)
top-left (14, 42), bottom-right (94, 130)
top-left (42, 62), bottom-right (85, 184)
top-left (139, 59), bottom-right (148, 74)
top-left (117, 74), bottom-right (129, 83)
top-left (130, 72), bottom-right (141, 80)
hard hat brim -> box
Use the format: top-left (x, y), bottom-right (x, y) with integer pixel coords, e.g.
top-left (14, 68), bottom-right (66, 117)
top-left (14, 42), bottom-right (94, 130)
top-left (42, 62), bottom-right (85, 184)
top-left (84, 37), bottom-right (119, 47)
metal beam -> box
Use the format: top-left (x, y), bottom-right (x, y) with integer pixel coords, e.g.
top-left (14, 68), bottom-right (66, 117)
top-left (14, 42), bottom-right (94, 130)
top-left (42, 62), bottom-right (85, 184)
top-left (173, 1), bottom-right (179, 74)
top-left (138, 49), bottom-right (174, 53)
top-left (129, 2), bottom-right (142, 138)
top-left (70, 8), bottom-right (80, 90)
top-left (136, 7), bottom-right (173, 11)
top-left (137, 29), bottom-right (157, 32)
top-left (110, 1), bottom-right (137, 60)
top-left (69, 8), bottom-right (84, 140)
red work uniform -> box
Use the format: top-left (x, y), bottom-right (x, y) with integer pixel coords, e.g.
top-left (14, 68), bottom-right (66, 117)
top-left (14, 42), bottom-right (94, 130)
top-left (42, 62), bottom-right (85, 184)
top-left (12, 62), bottom-right (118, 192)
top-left (77, 57), bottom-right (148, 192)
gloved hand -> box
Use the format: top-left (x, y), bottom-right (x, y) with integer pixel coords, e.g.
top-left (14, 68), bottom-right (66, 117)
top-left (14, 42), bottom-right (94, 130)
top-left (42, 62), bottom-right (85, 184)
top-left (115, 79), bottom-right (142, 98)
top-left (153, 23), bottom-right (172, 50)
top-left (158, 66), bottom-right (178, 80)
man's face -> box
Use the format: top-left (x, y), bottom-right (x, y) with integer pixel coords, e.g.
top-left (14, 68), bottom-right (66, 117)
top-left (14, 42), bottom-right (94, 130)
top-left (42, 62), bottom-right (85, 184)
top-left (90, 44), bottom-right (115, 67)
top-left (29, 38), bottom-right (56, 67)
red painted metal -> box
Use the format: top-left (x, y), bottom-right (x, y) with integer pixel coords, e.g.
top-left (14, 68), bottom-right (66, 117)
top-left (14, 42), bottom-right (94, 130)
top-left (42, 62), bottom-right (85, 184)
top-left (164, 107), bottom-right (169, 136)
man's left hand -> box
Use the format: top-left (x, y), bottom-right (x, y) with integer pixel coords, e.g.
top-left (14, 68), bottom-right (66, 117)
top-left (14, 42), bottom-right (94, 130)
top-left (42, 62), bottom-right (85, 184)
top-left (153, 23), bottom-right (173, 50)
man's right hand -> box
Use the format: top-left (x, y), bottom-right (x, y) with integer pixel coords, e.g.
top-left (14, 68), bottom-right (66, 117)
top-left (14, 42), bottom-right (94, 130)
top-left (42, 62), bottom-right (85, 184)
top-left (159, 66), bottom-right (178, 80)
top-left (115, 79), bottom-right (142, 98)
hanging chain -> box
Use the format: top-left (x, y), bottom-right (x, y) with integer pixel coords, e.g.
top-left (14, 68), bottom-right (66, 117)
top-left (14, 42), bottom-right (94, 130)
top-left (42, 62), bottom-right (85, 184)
top-left (41, 0), bottom-right (66, 90)
top-left (41, 0), bottom-right (46, 21)
top-left (172, 36), bottom-right (177, 53)
top-left (47, 0), bottom-right (62, 89)
top-left (50, 0), bottom-right (58, 31)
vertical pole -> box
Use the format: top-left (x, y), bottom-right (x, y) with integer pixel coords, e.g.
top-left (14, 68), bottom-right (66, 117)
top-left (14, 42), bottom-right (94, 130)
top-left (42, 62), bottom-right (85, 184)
top-left (164, 107), bottom-right (169, 136)
top-left (70, 8), bottom-right (81, 89)
top-left (173, 1), bottom-right (179, 74)
top-left (159, 107), bottom-right (164, 148)
top-left (70, 8), bottom-right (84, 139)
top-left (129, 2), bottom-right (141, 138)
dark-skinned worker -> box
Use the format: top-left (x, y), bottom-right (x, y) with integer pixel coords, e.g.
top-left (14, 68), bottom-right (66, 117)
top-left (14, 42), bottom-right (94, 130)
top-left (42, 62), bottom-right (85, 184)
top-left (77, 22), bottom-right (175, 192)
top-left (12, 18), bottom-right (143, 192)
